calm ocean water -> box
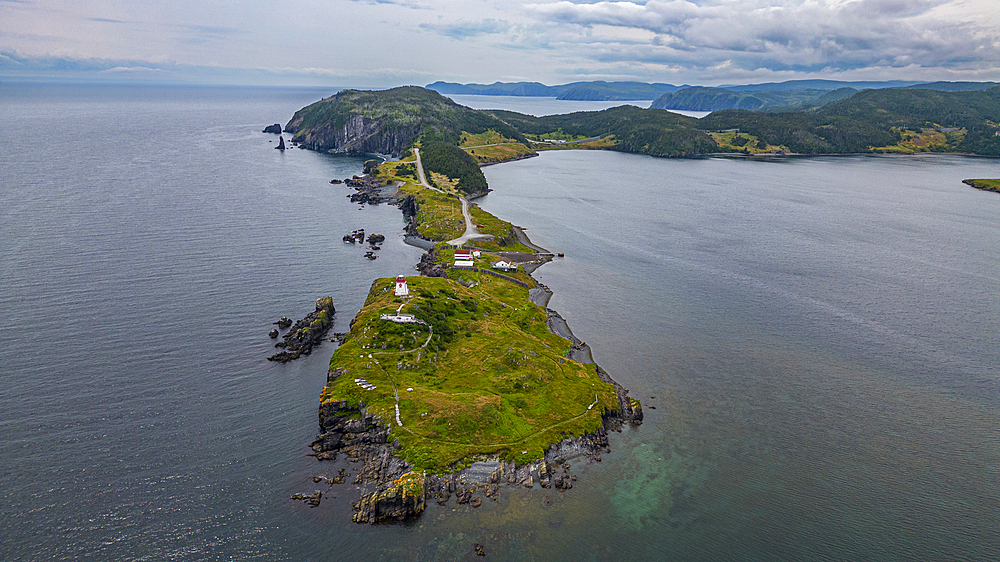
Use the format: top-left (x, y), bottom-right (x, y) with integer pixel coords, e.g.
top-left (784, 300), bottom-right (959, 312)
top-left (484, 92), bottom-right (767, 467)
top-left (1, 83), bottom-right (998, 561)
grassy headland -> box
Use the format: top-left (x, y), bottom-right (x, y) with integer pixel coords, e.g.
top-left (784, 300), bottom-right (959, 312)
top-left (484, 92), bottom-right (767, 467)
top-left (320, 273), bottom-right (619, 472)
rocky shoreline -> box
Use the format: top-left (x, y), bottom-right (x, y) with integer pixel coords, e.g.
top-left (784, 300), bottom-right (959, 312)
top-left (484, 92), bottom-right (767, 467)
top-left (301, 184), bottom-right (642, 523)
top-left (309, 362), bottom-right (638, 523)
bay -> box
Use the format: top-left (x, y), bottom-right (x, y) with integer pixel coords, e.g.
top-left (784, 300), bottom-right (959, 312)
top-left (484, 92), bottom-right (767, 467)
top-left (1, 83), bottom-right (997, 561)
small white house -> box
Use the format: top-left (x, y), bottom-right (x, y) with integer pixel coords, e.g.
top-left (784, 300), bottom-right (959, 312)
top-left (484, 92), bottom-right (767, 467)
top-left (491, 260), bottom-right (516, 272)
top-left (394, 275), bottom-right (409, 297)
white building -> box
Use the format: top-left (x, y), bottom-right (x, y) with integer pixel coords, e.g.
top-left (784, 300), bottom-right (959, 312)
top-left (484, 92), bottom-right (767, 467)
top-left (394, 275), bottom-right (409, 297)
top-left (454, 249), bottom-right (474, 268)
top-left (491, 260), bottom-right (516, 272)
top-left (379, 313), bottom-right (425, 324)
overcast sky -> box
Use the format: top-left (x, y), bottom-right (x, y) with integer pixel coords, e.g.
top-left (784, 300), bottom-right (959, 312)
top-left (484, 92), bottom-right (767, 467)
top-left (2, 0), bottom-right (998, 87)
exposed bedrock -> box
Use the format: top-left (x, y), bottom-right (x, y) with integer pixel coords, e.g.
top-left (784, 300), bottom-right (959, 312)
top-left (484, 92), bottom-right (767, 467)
top-left (285, 113), bottom-right (418, 157)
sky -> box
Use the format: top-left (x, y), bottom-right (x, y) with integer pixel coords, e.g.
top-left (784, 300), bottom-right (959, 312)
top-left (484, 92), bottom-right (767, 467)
top-left (1, 0), bottom-right (998, 88)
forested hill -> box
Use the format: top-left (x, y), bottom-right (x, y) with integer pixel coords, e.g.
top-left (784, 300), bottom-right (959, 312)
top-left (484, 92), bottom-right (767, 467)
top-left (488, 106), bottom-right (717, 156)
top-left (285, 85), bottom-right (1000, 162)
top-left (700, 86), bottom-right (1000, 155)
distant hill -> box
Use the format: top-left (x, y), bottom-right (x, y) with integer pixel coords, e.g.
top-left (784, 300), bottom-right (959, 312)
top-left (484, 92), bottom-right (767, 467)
top-left (427, 80), bottom-right (680, 100)
top-left (425, 81), bottom-right (562, 97)
top-left (652, 80), bottom-right (1000, 112)
top-left (902, 81), bottom-right (999, 92)
top-left (553, 82), bottom-right (680, 101)
top-left (721, 79), bottom-right (921, 92)
top-left (487, 106), bottom-right (717, 157)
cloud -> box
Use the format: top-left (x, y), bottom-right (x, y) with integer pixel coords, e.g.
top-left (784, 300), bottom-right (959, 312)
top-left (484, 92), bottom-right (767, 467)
top-left (420, 18), bottom-right (514, 39)
top-left (522, 0), bottom-right (1000, 76)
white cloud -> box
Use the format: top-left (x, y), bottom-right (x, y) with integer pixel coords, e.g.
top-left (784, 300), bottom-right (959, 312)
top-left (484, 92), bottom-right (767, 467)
top-left (520, 0), bottom-right (1000, 77)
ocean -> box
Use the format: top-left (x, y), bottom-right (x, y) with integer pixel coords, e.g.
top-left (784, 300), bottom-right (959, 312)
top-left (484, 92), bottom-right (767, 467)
top-left (1, 83), bottom-right (998, 561)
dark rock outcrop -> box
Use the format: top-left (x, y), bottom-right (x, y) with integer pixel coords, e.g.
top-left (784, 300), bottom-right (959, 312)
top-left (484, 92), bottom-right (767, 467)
top-left (275, 136), bottom-right (286, 150)
top-left (263, 123), bottom-right (282, 134)
top-left (417, 249), bottom-right (448, 278)
top-left (290, 490), bottom-right (322, 507)
top-left (286, 113), bottom-right (419, 157)
top-left (351, 477), bottom-right (426, 524)
top-left (346, 174), bottom-right (393, 206)
top-left (311, 391), bottom-right (424, 523)
top-left (399, 194), bottom-right (418, 218)
top-left (269, 329), bottom-right (279, 339)
top-left (267, 297), bottom-right (335, 362)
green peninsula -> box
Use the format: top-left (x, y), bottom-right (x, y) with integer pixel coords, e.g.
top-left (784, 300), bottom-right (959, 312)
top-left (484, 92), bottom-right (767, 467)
top-left (299, 100), bottom-right (641, 522)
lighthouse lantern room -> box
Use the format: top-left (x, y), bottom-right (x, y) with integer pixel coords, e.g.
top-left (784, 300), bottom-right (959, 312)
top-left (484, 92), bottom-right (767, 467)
top-left (394, 276), bottom-right (409, 297)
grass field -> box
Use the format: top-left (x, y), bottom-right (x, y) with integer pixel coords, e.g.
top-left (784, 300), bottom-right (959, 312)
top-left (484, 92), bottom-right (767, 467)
top-left (708, 131), bottom-right (784, 153)
top-left (459, 130), bottom-right (537, 164)
top-left (321, 274), bottom-right (620, 472)
top-left (872, 127), bottom-right (966, 153)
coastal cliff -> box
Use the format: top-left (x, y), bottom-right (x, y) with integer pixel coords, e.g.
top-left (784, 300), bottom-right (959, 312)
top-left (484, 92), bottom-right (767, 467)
top-left (283, 86), bottom-right (525, 158)
top-left (285, 112), bottom-right (420, 156)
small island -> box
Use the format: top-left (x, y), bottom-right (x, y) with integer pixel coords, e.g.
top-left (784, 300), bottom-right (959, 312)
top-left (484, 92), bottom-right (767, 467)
top-left (963, 178), bottom-right (1000, 193)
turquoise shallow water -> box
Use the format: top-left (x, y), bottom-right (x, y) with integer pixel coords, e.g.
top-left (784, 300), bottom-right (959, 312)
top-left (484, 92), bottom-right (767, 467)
top-left (1, 84), bottom-right (998, 561)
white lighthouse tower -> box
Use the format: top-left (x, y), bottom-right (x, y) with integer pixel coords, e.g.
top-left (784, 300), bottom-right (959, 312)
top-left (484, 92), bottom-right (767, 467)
top-left (394, 275), bottom-right (409, 297)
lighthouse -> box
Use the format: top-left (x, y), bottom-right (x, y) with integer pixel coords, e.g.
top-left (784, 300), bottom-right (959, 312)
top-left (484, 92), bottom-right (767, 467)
top-left (394, 275), bottom-right (409, 297)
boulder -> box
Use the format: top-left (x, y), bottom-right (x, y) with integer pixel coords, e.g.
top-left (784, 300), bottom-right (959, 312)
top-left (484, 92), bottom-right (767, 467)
top-left (262, 124), bottom-right (282, 134)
